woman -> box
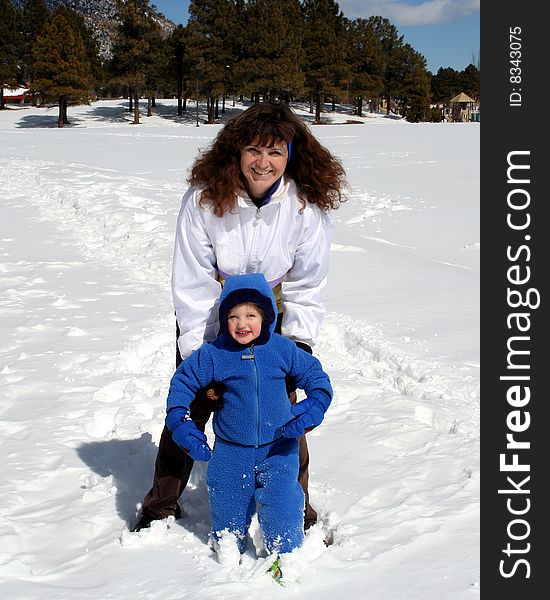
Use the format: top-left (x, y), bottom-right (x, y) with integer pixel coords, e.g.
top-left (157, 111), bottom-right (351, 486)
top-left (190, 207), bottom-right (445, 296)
top-left (134, 102), bottom-right (346, 532)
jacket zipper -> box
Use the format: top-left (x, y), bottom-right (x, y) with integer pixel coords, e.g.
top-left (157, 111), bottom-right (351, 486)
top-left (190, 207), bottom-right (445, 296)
top-left (250, 345), bottom-right (260, 447)
top-left (245, 207), bottom-right (262, 272)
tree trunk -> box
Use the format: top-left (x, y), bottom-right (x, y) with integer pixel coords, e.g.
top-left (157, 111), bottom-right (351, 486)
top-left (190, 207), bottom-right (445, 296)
top-left (357, 96), bottom-right (363, 117)
top-left (133, 92), bottom-right (140, 124)
top-left (309, 93), bottom-right (313, 114)
top-left (57, 95), bottom-right (65, 128)
top-left (315, 92), bottom-right (321, 124)
top-left (147, 96), bottom-right (152, 117)
top-left (177, 76), bottom-right (183, 115)
top-left (176, 58), bottom-right (184, 113)
top-left (129, 95), bottom-right (133, 113)
top-left (207, 97), bottom-right (215, 124)
top-left (215, 96), bottom-right (219, 120)
top-left (62, 97), bottom-right (69, 124)
top-left (0, 88), bottom-right (5, 110)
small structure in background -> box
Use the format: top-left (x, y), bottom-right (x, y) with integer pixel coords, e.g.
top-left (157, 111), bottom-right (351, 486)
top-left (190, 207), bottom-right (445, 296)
top-left (1, 84), bottom-right (31, 107)
top-left (446, 92), bottom-right (479, 122)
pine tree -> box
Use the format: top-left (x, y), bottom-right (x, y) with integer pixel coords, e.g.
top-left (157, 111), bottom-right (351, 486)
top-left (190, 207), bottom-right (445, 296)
top-left (111, 0), bottom-right (143, 121)
top-left (430, 67), bottom-right (463, 103)
top-left (224, 0), bottom-right (246, 107)
top-left (237, 0), bottom-right (305, 103)
top-left (144, 23), bottom-right (166, 116)
top-left (165, 24), bottom-right (191, 115)
top-left (461, 64), bottom-right (480, 102)
top-left (186, 0), bottom-right (239, 123)
top-left (18, 0), bottom-right (51, 87)
top-left (0, 0), bottom-right (22, 109)
top-left (110, 0), bottom-right (163, 124)
top-left (394, 44), bottom-right (431, 122)
top-left (50, 4), bottom-right (103, 97)
top-left (301, 0), bottom-right (350, 122)
top-left (30, 13), bottom-right (92, 127)
top-left (346, 17), bottom-right (384, 116)
top-left (367, 16), bottom-right (404, 115)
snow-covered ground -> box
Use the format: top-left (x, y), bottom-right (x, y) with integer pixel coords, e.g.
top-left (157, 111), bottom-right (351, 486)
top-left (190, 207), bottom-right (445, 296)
top-left (0, 99), bottom-right (479, 598)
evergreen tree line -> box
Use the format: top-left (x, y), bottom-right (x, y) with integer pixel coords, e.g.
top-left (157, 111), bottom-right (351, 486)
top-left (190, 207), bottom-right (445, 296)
top-left (1, 0), bottom-right (480, 127)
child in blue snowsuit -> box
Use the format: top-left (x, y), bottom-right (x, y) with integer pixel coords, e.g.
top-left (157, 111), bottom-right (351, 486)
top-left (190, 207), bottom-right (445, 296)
top-left (164, 273), bottom-right (333, 556)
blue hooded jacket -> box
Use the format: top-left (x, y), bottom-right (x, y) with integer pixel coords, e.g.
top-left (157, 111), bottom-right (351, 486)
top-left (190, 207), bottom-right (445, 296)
top-left (166, 273), bottom-right (332, 447)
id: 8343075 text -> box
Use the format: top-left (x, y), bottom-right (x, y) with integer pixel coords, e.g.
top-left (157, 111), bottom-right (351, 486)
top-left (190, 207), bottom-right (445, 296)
top-left (509, 26), bottom-right (522, 107)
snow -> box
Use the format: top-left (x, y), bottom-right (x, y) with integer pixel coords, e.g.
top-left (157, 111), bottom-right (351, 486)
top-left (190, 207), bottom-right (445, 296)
top-left (0, 99), bottom-right (479, 598)
top-left (2, 86), bottom-right (30, 97)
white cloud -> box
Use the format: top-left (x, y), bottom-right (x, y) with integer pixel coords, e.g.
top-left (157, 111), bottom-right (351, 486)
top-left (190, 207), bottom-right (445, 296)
top-left (337, 0), bottom-right (480, 26)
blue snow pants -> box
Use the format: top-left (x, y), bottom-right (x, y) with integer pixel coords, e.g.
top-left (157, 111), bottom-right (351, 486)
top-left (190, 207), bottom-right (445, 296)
top-left (206, 436), bottom-right (305, 554)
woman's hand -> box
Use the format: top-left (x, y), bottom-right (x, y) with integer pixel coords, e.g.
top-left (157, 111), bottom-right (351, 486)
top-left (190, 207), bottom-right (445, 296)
top-left (201, 382), bottom-right (226, 411)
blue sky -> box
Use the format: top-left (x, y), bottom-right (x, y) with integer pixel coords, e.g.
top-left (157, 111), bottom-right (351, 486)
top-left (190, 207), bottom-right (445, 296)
top-left (152, 0), bottom-right (479, 74)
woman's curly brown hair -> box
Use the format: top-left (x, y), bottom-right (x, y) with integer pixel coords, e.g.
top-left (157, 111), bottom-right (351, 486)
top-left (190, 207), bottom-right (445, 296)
top-left (189, 103), bottom-right (348, 217)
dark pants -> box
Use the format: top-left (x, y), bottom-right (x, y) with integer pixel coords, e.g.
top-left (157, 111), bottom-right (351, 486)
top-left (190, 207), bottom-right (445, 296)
top-left (139, 320), bottom-right (318, 529)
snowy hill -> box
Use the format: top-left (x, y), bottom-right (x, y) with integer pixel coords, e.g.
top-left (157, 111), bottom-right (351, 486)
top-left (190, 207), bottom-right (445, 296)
top-left (0, 99), bottom-right (479, 599)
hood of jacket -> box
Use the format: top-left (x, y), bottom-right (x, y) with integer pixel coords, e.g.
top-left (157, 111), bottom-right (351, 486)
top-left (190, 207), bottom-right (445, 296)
top-left (218, 273), bottom-right (277, 346)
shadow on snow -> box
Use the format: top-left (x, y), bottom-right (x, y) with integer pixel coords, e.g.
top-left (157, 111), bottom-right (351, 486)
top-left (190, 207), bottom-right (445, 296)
top-left (76, 433), bottom-right (211, 540)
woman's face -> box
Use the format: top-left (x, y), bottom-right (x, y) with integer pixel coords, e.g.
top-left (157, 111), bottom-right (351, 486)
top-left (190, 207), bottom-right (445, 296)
top-left (240, 139), bottom-right (288, 200)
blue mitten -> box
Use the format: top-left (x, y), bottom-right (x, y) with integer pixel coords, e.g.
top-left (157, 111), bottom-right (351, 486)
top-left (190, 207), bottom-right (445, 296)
top-left (170, 417), bottom-right (212, 461)
top-left (283, 397), bottom-right (326, 438)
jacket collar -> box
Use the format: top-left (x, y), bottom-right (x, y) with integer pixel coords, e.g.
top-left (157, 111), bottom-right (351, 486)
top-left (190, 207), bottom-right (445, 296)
top-left (237, 176), bottom-right (288, 208)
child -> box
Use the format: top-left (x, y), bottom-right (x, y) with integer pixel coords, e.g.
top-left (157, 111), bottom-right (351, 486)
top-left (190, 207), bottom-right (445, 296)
top-left (164, 273), bottom-right (333, 559)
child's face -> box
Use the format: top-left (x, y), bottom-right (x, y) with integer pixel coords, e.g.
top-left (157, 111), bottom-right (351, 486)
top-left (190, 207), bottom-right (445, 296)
top-left (227, 303), bottom-right (263, 345)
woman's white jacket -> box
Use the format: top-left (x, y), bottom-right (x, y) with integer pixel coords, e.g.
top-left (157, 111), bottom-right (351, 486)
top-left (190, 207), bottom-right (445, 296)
top-left (172, 177), bottom-right (334, 359)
